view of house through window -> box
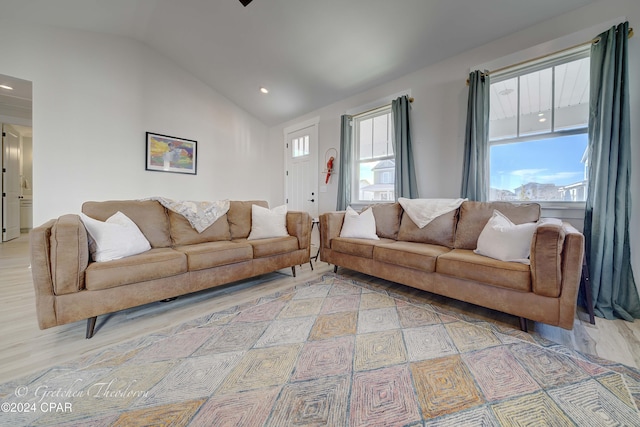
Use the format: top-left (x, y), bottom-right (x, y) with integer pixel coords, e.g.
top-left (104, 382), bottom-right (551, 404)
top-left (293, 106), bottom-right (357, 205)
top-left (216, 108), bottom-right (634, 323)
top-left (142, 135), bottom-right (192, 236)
top-left (352, 106), bottom-right (395, 202)
top-left (489, 50), bottom-right (590, 202)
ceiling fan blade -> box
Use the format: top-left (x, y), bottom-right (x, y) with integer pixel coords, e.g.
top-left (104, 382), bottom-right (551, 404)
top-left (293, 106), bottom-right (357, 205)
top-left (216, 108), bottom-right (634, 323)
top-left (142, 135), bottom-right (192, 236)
top-left (239, 0), bottom-right (253, 6)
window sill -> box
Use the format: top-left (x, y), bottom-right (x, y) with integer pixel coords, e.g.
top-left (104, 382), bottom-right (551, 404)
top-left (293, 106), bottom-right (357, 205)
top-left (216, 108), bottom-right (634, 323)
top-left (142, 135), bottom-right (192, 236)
top-left (489, 200), bottom-right (585, 209)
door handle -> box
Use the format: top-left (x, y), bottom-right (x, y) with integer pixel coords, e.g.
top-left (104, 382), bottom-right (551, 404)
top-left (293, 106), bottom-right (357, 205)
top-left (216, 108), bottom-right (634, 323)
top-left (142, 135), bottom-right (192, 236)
top-left (308, 199), bottom-right (315, 202)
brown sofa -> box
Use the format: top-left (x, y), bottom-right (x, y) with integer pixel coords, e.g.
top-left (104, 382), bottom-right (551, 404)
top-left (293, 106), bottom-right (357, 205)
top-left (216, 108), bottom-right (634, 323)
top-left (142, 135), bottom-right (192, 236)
top-left (320, 201), bottom-right (584, 330)
top-left (30, 199), bottom-right (311, 338)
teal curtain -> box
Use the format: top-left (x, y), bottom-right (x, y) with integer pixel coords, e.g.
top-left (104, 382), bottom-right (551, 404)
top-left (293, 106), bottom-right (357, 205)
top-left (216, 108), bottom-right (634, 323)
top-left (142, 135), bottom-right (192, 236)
top-left (336, 115), bottom-right (352, 210)
top-left (391, 95), bottom-right (419, 199)
top-left (584, 21), bottom-right (640, 320)
top-left (460, 70), bottom-right (490, 201)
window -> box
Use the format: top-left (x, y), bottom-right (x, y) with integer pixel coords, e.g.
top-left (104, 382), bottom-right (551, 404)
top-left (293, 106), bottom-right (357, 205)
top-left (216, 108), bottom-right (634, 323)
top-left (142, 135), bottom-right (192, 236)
top-left (352, 106), bottom-right (394, 203)
top-left (292, 135), bottom-right (309, 158)
top-left (489, 50), bottom-right (590, 202)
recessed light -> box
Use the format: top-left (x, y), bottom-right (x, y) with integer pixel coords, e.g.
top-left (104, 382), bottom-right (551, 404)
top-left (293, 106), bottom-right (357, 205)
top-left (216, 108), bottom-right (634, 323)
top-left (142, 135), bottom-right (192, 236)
top-left (539, 117), bottom-right (547, 122)
top-left (259, 87), bottom-right (269, 94)
top-left (538, 112), bottom-right (544, 117)
top-left (0, 84), bottom-right (13, 90)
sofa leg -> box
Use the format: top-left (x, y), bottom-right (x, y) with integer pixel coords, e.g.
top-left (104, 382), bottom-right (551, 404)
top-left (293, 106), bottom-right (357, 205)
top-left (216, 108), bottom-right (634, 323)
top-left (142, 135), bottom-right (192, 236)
top-left (86, 317), bottom-right (97, 339)
top-left (519, 317), bottom-right (528, 332)
top-left (333, 265), bottom-right (338, 274)
top-left (291, 266), bottom-right (296, 277)
top-left (581, 255), bottom-right (596, 325)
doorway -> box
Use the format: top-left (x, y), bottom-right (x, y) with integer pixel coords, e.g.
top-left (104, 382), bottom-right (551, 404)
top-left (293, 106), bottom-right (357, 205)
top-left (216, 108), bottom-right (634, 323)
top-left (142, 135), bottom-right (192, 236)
top-left (0, 74), bottom-right (33, 242)
top-left (284, 118), bottom-right (319, 220)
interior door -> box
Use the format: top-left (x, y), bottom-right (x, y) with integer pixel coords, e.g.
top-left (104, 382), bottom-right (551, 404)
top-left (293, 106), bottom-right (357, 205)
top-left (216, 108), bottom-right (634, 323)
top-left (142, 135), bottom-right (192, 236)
top-left (2, 124), bottom-right (21, 241)
top-left (285, 122), bottom-right (318, 219)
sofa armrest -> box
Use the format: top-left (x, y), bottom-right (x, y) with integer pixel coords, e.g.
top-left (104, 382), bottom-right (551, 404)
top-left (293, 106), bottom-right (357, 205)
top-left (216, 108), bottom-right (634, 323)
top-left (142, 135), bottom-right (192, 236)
top-left (319, 212), bottom-right (345, 249)
top-left (530, 221), bottom-right (566, 297)
top-left (30, 215), bottom-right (91, 329)
top-left (31, 215), bottom-right (90, 329)
top-left (30, 214), bottom-right (90, 316)
top-left (557, 223), bottom-right (585, 327)
top-left (50, 214), bottom-right (90, 295)
top-left (286, 211), bottom-right (312, 249)
top-left (30, 219), bottom-right (57, 329)
top-left (529, 220), bottom-right (584, 321)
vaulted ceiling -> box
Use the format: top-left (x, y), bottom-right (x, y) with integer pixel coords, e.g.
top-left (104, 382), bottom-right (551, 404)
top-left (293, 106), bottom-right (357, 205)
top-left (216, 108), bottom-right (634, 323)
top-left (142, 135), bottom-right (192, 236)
top-left (1, 0), bottom-right (599, 126)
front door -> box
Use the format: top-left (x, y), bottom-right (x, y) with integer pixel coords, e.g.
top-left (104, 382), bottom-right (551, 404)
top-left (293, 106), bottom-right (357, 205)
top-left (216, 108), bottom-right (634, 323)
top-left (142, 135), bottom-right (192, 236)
top-left (284, 120), bottom-right (318, 219)
top-left (2, 124), bottom-right (21, 241)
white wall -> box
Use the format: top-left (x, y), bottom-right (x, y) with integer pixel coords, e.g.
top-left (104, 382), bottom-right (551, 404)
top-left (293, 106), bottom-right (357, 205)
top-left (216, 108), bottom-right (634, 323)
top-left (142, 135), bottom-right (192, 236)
top-left (270, 0), bottom-right (640, 289)
top-left (0, 23), bottom-right (280, 226)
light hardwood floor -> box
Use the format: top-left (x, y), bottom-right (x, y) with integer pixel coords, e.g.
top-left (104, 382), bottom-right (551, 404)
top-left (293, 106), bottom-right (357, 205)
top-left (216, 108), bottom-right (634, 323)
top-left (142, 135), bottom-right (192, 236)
top-left (1, 233), bottom-right (639, 384)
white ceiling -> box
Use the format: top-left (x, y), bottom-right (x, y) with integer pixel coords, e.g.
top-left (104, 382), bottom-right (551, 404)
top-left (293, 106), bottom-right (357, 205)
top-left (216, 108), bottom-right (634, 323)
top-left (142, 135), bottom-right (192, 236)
top-left (1, 0), bottom-right (599, 126)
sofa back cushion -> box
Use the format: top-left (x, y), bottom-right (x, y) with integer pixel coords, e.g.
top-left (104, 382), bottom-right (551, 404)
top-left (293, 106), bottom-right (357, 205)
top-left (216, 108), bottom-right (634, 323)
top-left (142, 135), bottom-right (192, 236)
top-left (454, 201), bottom-right (540, 250)
top-left (368, 203), bottom-right (402, 240)
top-left (227, 200), bottom-right (269, 239)
top-left (82, 200), bottom-right (172, 248)
top-left (398, 209), bottom-right (458, 248)
top-left (168, 211), bottom-right (231, 246)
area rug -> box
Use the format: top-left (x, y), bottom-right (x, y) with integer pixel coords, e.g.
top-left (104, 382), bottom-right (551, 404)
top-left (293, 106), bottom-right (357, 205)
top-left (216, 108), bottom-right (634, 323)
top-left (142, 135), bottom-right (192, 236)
top-left (1, 273), bottom-right (639, 426)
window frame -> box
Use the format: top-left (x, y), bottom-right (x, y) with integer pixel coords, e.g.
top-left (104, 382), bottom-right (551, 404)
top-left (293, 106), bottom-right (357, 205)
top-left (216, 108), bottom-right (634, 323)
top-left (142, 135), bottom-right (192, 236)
top-left (351, 105), bottom-right (395, 204)
top-left (488, 48), bottom-right (590, 207)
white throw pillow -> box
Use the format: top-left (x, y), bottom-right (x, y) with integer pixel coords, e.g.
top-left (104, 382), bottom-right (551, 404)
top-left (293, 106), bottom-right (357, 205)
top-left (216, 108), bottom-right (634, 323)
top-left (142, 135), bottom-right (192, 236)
top-left (339, 206), bottom-right (379, 240)
top-left (80, 211), bottom-right (151, 262)
top-left (474, 210), bottom-right (537, 264)
top-left (247, 204), bottom-right (289, 240)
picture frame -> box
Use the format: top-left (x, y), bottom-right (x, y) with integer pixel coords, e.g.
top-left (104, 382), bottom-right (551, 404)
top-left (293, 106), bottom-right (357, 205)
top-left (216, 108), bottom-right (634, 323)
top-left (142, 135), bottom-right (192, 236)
top-left (145, 132), bottom-right (197, 175)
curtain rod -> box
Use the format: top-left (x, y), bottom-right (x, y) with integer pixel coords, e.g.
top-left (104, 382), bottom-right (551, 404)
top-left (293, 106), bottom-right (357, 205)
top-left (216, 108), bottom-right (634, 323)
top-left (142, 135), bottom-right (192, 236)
top-left (351, 97), bottom-right (414, 117)
top-left (466, 27), bottom-right (633, 85)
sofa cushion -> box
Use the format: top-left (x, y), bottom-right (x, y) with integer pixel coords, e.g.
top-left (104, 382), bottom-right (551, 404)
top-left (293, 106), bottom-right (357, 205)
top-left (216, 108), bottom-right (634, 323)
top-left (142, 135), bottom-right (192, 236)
top-left (227, 200), bottom-right (269, 239)
top-left (240, 236), bottom-right (300, 258)
top-left (436, 249), bottom-right (531, 292)
top-left (80, 212), bottom-right (151, 262)
top-left (175, 241), bottom-right (253, 271)
top-left (397, 209), bottom-right (458, 248)
top-left (368, 203), bottom-right (402, 240)
top-left (474, 210), bottom-right (537, 263)
top-left (169, 211), bottom-right (231, 246)
top-left (85, 248), bottom-right (187, 291)
top-left (331, 237), bottom-right (395, 259)
top-left (454, 201), bottom-right (540, 250)
top-left (374, 241), bottom-right (451, 273)
top-left (340, 207), bottom-right (379, 240)
top-left (248, 204), bottom-right (289, 240)
top-left (82, 200), bottom-right (172, 248)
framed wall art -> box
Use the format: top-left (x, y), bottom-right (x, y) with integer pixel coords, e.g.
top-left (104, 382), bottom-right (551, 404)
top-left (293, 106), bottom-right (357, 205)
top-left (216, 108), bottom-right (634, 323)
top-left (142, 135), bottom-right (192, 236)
top-left (145, 132), bottom-right (197, 175)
